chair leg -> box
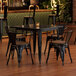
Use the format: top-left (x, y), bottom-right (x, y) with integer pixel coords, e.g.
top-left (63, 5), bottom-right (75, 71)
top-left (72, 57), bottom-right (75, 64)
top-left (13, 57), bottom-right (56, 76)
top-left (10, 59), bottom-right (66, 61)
top-left (7, 51), bottom-right (11, 65)
top-left (6, 41), bottom-right (10, 56)
top-left (44, 36), bottom-right (52, 55)
top-left (44, 38), bottom-right (48, 55)
top-left (67, 45), bottom-right (72, 63)
top-left (25, 48), bottom-right (28, 55)
top-left (46, 43), bottom-right (52, 64)
top-left (59, 46), bottom-right (64, 65)
top-left (12, 49), bottom-right (15, 60)
top-left (17, 46), bottom-right (23, 67)
top-left (55, 47), bottom-right (60, 60)
top-left (29, 45), bottom-right (34, 64)
top-left (19, 38), bottom-right (28, 55)
top-left (6, 45), bottom-right (12, 65)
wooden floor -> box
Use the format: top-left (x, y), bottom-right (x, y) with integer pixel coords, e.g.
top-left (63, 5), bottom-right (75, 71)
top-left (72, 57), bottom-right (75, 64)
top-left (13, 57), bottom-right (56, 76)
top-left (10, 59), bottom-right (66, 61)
top-left (0, 26), bottom-right (76, 76)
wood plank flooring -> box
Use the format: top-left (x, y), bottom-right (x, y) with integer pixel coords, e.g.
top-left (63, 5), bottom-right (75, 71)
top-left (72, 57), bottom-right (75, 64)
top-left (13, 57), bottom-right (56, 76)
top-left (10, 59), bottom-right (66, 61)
top-left (0, 26), bottom-right (76, 76)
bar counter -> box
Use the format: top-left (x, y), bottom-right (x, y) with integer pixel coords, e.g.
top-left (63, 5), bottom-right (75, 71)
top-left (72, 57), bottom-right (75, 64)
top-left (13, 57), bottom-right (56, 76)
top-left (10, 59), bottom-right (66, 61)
top-left (0, 9), bottom-right (55, 14)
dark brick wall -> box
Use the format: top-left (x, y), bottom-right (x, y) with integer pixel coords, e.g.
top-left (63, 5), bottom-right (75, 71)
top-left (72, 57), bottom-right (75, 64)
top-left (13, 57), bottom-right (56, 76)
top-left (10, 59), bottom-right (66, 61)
top-left (73, 0), bottom-right (76, 22)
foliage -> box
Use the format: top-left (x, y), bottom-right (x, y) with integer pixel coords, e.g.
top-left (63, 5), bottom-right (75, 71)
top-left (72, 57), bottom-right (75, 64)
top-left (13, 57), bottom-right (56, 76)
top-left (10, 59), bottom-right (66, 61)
top-left (39, 0), bottom-right (72, 23)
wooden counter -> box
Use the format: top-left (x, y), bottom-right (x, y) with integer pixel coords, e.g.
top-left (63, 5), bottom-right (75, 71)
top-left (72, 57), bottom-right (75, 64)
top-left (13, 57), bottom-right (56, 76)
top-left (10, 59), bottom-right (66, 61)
top-left (0, 9), bottom-right (56, 14)
top-left (0, 9), bottom-right (55, 36)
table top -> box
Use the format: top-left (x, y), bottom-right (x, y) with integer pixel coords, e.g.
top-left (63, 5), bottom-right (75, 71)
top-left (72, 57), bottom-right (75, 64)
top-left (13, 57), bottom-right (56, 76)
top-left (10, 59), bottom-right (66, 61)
top-left (10, 25), bottom-right (63, 32)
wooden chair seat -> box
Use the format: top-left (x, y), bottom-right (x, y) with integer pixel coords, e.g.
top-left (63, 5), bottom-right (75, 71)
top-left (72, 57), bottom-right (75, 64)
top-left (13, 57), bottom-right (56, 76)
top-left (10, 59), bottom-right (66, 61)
top-left (16, 41), bottom-right (28, 46)
top-left (51, 40), bottom-right (65, 45)
top-left (51, 34), bottom-right (63, 39)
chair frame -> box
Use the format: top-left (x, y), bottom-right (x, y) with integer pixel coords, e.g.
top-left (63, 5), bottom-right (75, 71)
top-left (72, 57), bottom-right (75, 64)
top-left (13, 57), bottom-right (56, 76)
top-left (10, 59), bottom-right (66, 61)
top-left (6, 32), bottom-right (34, 66)
top-left (44, 25), bottom-right (66, 54)
top-left (46, 30), bottom-right (73, 65)
top-left (5, 23), bottom-right (29, 56)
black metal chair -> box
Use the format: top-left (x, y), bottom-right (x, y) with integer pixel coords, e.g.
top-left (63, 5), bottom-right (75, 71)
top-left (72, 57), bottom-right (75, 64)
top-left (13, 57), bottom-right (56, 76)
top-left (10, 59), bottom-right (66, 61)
top-left (6, 30), bottom-right (34, 66)
top-left (23, 5), bottom-right (36, 26)
top-left (46, 30), bottom-right (73, 65)
top-left (44, 24), bottom-right (66, 54)
top-left (23, 16), bottom-right (34, 26)
top-left (5, 24), bottom-right (29, 57)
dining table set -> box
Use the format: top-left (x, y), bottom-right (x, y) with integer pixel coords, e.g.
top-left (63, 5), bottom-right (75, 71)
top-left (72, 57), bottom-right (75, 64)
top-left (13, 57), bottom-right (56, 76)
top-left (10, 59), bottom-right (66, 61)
top-left (0, 15), bottom-right (73, 67)
top-left (10, 24), bottom-right (63, 64)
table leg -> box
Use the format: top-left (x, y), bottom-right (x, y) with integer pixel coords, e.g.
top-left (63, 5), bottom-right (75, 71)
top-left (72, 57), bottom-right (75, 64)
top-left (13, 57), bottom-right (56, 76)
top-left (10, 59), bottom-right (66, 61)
top-left (38, 31), bottom-right (42, 64)
top-left (60, 46), bottom-right (65, 65)
top-left (33, 31), bottom-right (36, 55)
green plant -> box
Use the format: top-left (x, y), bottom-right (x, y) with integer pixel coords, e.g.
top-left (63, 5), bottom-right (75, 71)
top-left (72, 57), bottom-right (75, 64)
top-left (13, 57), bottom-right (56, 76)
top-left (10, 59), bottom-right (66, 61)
top-left (39, 0), bottom-right (72, 22)
top-left (55, 0), bottom-right (72, 22)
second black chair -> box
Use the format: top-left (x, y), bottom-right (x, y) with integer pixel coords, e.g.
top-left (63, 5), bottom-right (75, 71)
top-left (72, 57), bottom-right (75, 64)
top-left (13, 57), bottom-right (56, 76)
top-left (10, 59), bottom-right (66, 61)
top-left (46, 30), bottom-right (73, 65)
top-left (44, 25), bottom-right (66, 54)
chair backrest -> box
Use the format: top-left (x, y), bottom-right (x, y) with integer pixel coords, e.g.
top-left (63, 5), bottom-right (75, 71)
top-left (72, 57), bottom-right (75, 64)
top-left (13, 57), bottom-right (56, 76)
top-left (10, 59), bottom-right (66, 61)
top-left (5, 25), bottom-right (16, 45)
top-left (8, 32), bottom-right (16, 45)
top-left (29, 5), bottom-right (39, 10)
top-left (4, 5), bottom-right (7, 19)
top-left (57, 26), bottom-right (64, 35)
top-left (65, 30), bottom-right (73, 44)
top-left (57, 24), bottom-right (66, 35)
